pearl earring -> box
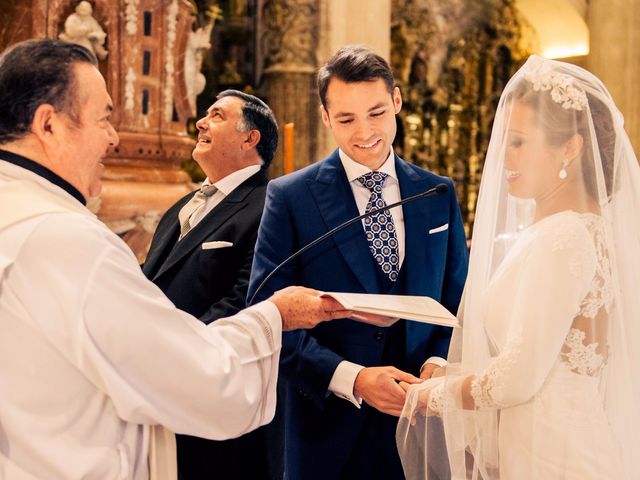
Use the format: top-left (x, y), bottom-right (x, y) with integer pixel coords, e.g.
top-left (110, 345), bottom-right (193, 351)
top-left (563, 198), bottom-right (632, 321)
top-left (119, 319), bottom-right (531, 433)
top-left (559, 159), bottom-right (569, 180)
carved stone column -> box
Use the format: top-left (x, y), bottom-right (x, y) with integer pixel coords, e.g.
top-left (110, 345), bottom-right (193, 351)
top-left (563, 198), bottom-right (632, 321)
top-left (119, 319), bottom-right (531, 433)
top-left (588, 0), bottom-right (640, 153)
top-left (260, 0), bottom-right (320, 176)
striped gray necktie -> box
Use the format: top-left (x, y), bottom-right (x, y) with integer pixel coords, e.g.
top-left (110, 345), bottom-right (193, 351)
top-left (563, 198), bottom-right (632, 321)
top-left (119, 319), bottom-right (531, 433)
top-left (178, 184), bottom-right (217, 239)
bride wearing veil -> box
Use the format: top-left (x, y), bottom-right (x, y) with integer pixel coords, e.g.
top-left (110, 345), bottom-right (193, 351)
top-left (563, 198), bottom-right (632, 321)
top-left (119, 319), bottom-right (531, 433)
top-left (397, 55), bottom-right (640, 479)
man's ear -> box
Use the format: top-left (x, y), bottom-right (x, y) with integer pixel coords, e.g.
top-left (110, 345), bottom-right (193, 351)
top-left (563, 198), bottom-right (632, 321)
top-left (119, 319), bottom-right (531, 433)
top-left (392, 86), bottom-right (403, 114)
top-left (31, 104), bottom-right (59, 145)
top-left (320, 105), bottom-right (331, 128)
top-left (243, 129), bottom-right (261, 150)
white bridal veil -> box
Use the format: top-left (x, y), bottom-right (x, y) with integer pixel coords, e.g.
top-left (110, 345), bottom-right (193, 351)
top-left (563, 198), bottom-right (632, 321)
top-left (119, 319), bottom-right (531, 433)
top-left (397, 55), bottom-right (640, 479)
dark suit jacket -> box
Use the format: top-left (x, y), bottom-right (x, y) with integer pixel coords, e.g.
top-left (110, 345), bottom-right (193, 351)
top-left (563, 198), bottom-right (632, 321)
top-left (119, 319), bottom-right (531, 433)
top-left (143, 169), bottom-right (280, 480)
top-left (247, 151), bottom-right (469, 479)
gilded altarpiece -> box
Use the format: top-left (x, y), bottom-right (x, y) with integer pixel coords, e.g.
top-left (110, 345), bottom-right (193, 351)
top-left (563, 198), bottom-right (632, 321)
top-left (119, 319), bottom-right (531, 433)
top-left (391, 0), bottom-right (530, 236)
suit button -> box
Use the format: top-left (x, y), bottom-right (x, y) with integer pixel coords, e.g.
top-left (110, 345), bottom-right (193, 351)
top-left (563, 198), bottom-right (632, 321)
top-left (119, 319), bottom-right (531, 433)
top-left (374, 331), bottom-right (384, 341)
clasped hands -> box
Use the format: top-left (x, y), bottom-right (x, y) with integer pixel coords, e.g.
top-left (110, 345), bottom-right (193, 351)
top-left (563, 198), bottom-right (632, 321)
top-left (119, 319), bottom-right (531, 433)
top-left (268, 287), bottom-right (444, 419)
top-left (353, 363), bottom-right (446, 417)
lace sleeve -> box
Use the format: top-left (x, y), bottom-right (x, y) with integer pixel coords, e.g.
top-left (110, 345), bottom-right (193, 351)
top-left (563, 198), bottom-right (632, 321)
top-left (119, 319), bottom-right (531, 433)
top-left (464, 217), bottom-right (596, 409)
top-left (427, 382), bottom-right (445, 414)
top-left (469, 334), bottom-right (523, 409)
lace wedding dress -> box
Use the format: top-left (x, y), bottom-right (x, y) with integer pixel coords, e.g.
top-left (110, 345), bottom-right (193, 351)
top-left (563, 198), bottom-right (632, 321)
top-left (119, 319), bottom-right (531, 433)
top-left (466, 211), bottom-right (622, 478)
top-left (398, 56), bottom-right (640, 480)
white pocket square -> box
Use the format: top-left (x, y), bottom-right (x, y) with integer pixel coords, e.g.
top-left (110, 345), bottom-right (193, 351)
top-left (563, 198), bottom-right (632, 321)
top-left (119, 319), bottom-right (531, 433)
top-left (201, 241), bottom-right (233, 250)
top-left (428, 224), bottom-right (449, 234)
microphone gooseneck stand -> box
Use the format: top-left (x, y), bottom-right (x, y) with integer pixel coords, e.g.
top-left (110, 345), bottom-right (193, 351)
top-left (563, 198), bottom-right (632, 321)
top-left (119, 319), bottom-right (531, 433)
top-left (248, 183), bottom-right (449, 305)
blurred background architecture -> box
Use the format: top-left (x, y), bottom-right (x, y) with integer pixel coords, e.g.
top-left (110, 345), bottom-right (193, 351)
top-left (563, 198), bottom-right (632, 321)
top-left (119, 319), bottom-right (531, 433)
top-left (1, 0), bottom-right (637, 256)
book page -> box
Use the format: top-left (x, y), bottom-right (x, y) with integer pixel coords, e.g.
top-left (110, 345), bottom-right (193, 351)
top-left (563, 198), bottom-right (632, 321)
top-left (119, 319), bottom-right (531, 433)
top-left (321, 292), bottom-right (459, 328)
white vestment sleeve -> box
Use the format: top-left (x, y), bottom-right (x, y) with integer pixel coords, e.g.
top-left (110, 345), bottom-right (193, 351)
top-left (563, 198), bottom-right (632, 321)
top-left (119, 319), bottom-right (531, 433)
top-left (81, 243), bottom-right (282, 440)
top-left (23, 214), bottom-right (282, 441)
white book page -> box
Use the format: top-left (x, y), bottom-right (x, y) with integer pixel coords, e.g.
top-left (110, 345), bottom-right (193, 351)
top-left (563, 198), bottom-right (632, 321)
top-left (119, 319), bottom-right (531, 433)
top-left (321, 292), bottom-right (460, 328)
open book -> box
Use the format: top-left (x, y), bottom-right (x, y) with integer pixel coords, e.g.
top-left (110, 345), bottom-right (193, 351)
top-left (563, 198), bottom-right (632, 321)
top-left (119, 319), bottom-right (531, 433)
top-left (321, 292), bottom-right (459, 328)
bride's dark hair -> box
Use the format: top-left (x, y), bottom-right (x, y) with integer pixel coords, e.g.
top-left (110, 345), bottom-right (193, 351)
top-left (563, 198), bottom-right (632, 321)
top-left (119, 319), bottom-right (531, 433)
top-left (509, 81), bottom-right (616, 200)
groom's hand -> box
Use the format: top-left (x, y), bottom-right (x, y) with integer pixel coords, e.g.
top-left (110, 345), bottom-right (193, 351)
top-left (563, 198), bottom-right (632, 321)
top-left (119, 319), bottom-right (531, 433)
top-left (354, 366), bottom-right (421, 417)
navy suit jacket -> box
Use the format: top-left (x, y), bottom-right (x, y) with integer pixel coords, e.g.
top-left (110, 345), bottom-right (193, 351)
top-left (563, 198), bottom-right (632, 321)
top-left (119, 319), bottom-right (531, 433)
top-left (248, 151), bottom-right (468, 479)
top-left (143, 169), bottom-right (280, 479)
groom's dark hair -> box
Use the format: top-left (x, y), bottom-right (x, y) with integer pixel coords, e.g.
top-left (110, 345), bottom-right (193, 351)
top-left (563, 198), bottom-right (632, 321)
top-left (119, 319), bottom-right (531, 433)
top-left (317, 45), bottom-right (395, 110)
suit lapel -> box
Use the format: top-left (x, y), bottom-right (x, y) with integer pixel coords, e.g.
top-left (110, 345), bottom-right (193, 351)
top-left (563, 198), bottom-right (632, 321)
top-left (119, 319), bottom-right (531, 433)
top-left (142, 195), bottom-right (190, 278)
top-left (396, 156), bottom-right (438, 289)
top-left (153, 170), bottom-right (267, 280)
top-left (396, 157), bottom-right (445, 361)
top-left (308, 152), bottom-right (379, 293)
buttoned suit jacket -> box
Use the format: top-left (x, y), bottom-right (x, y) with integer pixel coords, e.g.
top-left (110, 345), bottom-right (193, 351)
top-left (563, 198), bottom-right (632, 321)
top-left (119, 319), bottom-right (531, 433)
top-left (247, 150), bottom-right (469, 479)
top-left (143, 169), bottom-right (280, 479)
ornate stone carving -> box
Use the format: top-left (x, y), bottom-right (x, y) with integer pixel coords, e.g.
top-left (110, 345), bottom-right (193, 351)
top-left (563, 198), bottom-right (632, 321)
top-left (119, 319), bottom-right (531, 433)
top-left (185, 24), bottom-right (213, 112)
top-left (260, 0), bottom-right (320, 176)
top-left (262, 0), bottom-right (318, 72)
top-left (59, 0), bottom-right (108, 59)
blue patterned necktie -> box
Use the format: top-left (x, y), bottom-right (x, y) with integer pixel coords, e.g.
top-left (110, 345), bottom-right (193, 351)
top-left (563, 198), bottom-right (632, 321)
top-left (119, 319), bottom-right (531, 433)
top-left (357, 171), bottom-right (399, 282)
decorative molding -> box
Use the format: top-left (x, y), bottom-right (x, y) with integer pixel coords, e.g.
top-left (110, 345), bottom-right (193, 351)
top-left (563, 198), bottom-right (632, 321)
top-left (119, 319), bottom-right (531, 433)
top-left (164, 0), bottom-right (179, 123)
top-left (124, 67), bottom-right (136, 112)
top-left (124, 0), bottom-right (138, 35)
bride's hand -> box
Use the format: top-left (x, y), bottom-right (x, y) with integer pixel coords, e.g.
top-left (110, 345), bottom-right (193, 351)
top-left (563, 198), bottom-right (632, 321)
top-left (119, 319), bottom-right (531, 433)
top-left (398, 380), bottom-right (412, 392)
top-left (432, 365), bottom-right (447, 378)
top-left (399, 380), bottom-right (444, 425)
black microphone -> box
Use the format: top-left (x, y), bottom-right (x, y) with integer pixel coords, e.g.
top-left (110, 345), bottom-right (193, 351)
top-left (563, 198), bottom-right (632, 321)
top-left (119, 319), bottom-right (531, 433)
top-left (248, 182), bottom-right (449, 305)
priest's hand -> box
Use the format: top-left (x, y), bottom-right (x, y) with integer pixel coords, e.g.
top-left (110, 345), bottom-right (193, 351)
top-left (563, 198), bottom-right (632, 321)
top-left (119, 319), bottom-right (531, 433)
top-left (270, 286), bottom-right (351, 331)
top-left (354, 366), bottom-right (422, 417)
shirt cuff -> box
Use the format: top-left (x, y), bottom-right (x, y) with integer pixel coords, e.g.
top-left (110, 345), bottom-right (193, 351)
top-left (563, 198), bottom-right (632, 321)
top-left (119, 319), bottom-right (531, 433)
top-left (420, 356), bottom-right (447, 373)
top-left (328, 360), bottom-right (365, 408)
top-left (252, 300), bottom-right (283, 349)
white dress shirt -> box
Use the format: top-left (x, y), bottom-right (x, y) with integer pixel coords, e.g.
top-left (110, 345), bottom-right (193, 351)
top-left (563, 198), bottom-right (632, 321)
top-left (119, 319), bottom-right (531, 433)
top-left (327, 149), bottom-right (445, 407)
top-left (0, 160), bottom-right (281, 479)
top-left (338, 147), bottom-right (405, 265)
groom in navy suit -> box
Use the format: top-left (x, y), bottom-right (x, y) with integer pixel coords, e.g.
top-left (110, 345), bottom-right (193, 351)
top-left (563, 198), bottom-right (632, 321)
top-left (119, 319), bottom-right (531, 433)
top-left (248, 45), bottom-right (469, 479)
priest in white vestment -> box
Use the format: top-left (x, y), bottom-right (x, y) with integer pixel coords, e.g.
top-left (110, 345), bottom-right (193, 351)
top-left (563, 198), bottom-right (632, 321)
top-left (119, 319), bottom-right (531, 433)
top-left (0, 39), bottom-right (346, 479)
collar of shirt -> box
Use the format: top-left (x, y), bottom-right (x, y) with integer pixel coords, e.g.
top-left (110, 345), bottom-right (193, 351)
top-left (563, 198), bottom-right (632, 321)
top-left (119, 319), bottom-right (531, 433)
top-left (189, 164), bottom-right (262, 228)
top-left (0, 149), bottom-right (86, 205)
top-left (338, 147), bottom-right (398, 184)
top-left (207, 164), bottom-right (262, 197)
top-left (337, 147), bottom-right (405, 265)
